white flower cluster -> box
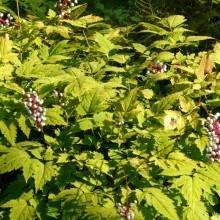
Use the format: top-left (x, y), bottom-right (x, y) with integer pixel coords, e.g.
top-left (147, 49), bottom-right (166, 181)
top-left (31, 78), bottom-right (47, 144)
top-left (54, 0), bottom-right (78, 19)
top-left (0, 13), bottom-right (13, 28)
top-left (116, 200), bottom-right (137, 220)
top-left (202, 113), bottom-right (220, 163)
top-left (148, 60), bottom-right (167, 74)
top-left (22, 88), bottom-right (46, 132)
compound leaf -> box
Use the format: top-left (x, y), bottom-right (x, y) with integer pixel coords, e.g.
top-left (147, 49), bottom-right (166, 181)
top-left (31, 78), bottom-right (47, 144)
top-left (143, 188), bottom-right (179, 220)
top-left (0, 120), bottom-right (17, 145)
top-left (0, 148), bottom-right (30, 174)
top-left (32, 160), bottom-right (57, 192)
top-left (2, 199), bottom-right (35, 220)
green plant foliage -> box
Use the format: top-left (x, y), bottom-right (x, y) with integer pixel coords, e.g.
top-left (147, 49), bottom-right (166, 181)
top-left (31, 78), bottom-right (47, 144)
top-left (1, 1), bottom-right (220, 220)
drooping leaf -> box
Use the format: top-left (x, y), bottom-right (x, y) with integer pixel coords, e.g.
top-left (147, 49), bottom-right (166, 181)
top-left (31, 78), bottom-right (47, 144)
top-left (18, 114), bottom-right (31, 138)
top-left (183, 201), bottom-right (209, 220)
top-left (143, 188), bottom-right (179, 220)
top-left (46, 107), bottom-right (67, 126)
top-left (0, 148), bottom-right (30, 174)
top-left (32, 160), bottom-right (57, 192)
top-left (181, 175), bottom-right (203, 209)
top-left (0, 120), bottom-right (17, 145)
top-left (160, 15), bottom-right (187, 29)
top-left (76, 87), bottom-right (111, 115)
top-left (151, 93), bottom-right (180, 115)
top-left (1, 199), bottom-right (35, 220)
top-left (94, 32), bottom-right (116, 57)
top-left (185, 36), bottom-right (213, 42)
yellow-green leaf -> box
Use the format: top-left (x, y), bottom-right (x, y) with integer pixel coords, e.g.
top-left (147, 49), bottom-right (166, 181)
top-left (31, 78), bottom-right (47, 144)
top-left (94, 32), bottom-right (116, 57)
top-left (181, 175), bottom-right (202, 209)
top-left (143, 188), bottom-right (179, 220)
top-left (0, 120), bottom-right (17, 145)
top-left (0, 148), bottom-right (30, 174)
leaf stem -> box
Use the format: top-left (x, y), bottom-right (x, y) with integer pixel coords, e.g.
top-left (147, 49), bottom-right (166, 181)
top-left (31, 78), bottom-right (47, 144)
top-left (16, 0), bottom-right (23, 61)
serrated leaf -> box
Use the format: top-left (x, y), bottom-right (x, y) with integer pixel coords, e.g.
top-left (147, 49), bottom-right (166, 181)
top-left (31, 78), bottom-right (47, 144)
top-left (206, 99), bottom-right (220, 106)
top-left (18, 114), bottom-right (31, 138)
top-left (198, 163), bottom-right (220, 186)
top-left (196, 55), bottom-right (213, 81)
top-left (23, 159), bottom-right (33, 182)
top-left (160, 15), bottom-right (186, 29)
top-left (2, 199), bottom-right (35, 220)
top-left (154, 151), bottom-right (197, 173)
top-left (140, 89), bottom-right (154, 99)
top-left (0, 120), bottom-right (17, 145)
top-left (76, 87), bottom-right (110, 115)
top-left (132, 43), bottom-right (147, 53)
top-left (151, 93), bottom-right (180, 115)
top-left (103, 66), bottom-right (126, 72)
top-left (181, 175), bottom-right (202, 209)
top-left (0, 34), bottom-right (19, 64)
top-left (33, 160), bottom-right (56, 192)
top-left (157, 51), bottom-right (174, 61)
top-left (45, 26), bottom-right (70, 39)
top-left (140, 22), bottom-right (167, 35)
top-left (183, 201), bottom-right (209, 220)
top-left (195, 136), bottom-right (209, 152)
top-left (156, 139), bottom-right (175, 156)
top-left (0, 148), bottom-right (30, 174)
top-left (109, 54), bottom-right (130, 64)
top-left (117, 88), bottom-right (137, 113)
top-left (174, 65), bottom-right (195, 74)
top-left (77, 15), bottom-right (103, 24)
top-left (46, 107), bottom-right (67, 126)
top-left (86, 159), bottom-right (110, 175)
top-left (179, 96), bottom-right (195, 112)
top-left (143, 188), bottom-right (179, 220)
top-left (186, 36), bottom-right (213, 42)
top-left (64, 76), bottom-right (97, 97)
top-left (48, 9), bottom-right (56, 19)
top-left (3, 83), bottom-right (23, 93)
top-left (69, 3), bottom-right (88, 20)
top-left (94, 32), bottom-right (116, 57)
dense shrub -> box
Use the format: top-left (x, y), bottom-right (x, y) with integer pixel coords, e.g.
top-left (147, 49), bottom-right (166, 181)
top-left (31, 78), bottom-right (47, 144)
top-left (1, 1), bottom-right (220, 220)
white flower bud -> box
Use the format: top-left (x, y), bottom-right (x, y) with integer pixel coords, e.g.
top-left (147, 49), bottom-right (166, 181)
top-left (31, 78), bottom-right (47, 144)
top-left (209, 124), bottom-right (214, 130)
top-left (212, 151), bottom-right (216, 156)
top-left (130, 213), bottom-right (135, 219)
top-left (122, 206), bottom-right (127, 211)
top-left (129, 202), bottom-right (134, 207)
top-left (116, 202), bottom-right (121, 207)
top-left (41, 116), bottom-right (47, 121)
top-left (208, 147), bottom-right (213, 152)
